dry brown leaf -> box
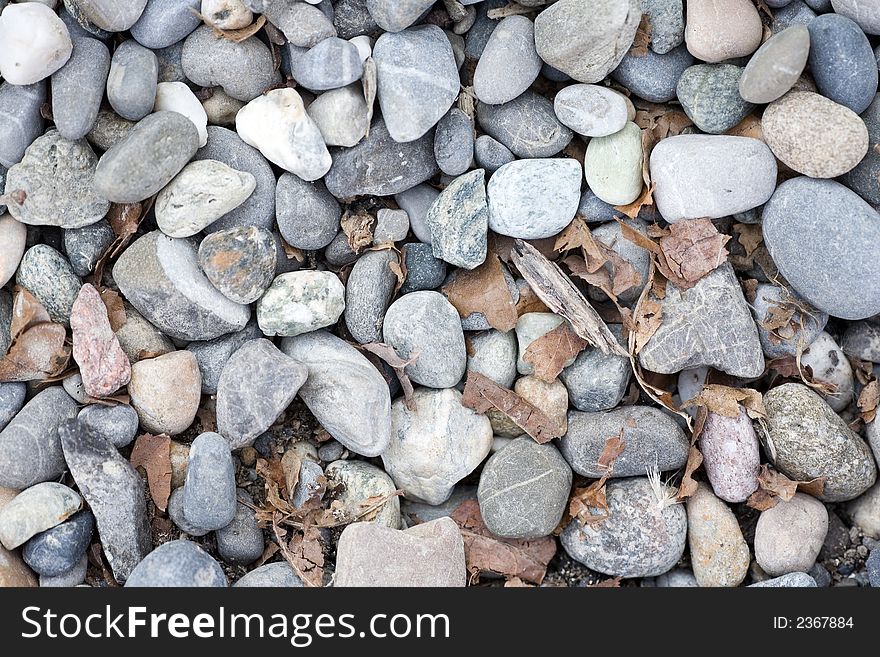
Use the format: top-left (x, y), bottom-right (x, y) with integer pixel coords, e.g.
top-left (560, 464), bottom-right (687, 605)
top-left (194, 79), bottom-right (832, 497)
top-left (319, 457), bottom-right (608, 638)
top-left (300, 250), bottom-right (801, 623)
top-left (614, 183), bottom-right (655, 220)
top-left (341, 209), bottom-right (375, 254)
top-left (684, 384), bottom-right (767, 420)
top-left (590, 577), bottom-right (623, 588)
top-left (281, 450), bottom-right (302, 499)
top-left (451, 500), bottom-right (556, 585)
top-left (676, 444), bottom-right (703, 501)
top-left (656, 219), bottom-right (730, 290)
top-left (568, 433), bottom-right (625, 528)
top-left (129, 433), bottom-right (172, 512)
top-left (442, 254), bottom-right (518, 332)
top-left (274, 520), bottom-right (324, 588)
top-left (734, 223), bottom-right (763, 258)
top-left (629, 14), bottom-right (653, 57)
top-left (858, 379), bottom-right (880, 424)
top-left (515, 283), bottom-right (549, 316)
top-left (360, 342), bottom-right (419, 411)
top-left (200, 12), bottom-right (267, 41)
top-left (98, 288), bottom-right (127, 332)
top-left (554, 217), bottom-right (606, 269)
top-left (0, 288), bottom-right (70, 382)
top-left (461, 371), bottom-right (564, 444)
top-left (746, 465), bottom-right (827, 511)
top-left (522, 322), bottom-right (589, 383)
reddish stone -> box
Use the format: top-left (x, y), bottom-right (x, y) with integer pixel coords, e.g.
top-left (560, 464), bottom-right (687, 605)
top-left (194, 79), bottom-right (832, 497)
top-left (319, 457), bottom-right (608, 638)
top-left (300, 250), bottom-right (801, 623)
top-left (71, 284), bottom-right (131, 398)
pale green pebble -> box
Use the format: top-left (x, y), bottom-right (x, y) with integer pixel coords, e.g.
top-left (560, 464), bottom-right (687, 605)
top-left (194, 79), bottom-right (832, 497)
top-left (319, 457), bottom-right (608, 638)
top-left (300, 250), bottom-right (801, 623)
top-left (256, 271), bottom-right (345, 337)
top-left (584, 121), bottom-right (643, 206)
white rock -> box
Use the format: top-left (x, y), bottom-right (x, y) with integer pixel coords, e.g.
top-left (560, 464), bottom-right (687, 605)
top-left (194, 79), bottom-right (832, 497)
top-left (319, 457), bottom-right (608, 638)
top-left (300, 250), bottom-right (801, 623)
top-left (554, 84), bottom-right (629, 137)
top-left (0, 3), bottom-right (72, 85)
top-left (0, 214), bottom-right (27, 288)
top-left (236, 88), bottom-right (332, 181)
top-left (349, 36), bottom-right (373, 62)
top-left (799, 331), bottom-right (854, 413)
top-left (154, 81), bottom-right (209, 147)
top-left (307, 84), bottom-right (369, 148)
top-left (257, 271), bottom-right (346, 337)
top-left (200, 0), bottom-right (253, 30)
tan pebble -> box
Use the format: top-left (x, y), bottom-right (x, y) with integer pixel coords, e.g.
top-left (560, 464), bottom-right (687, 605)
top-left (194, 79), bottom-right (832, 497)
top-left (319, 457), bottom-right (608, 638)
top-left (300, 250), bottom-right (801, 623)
top-left (686, 0), bottom-right (763, 63)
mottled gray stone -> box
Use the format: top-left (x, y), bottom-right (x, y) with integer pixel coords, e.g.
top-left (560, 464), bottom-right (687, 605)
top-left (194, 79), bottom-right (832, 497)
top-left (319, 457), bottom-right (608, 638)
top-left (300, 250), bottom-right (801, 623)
top-left (477, 92), bottom-right (573, 158)
top-left (15, 245), bottom-right (82, 326)
top-left (0, 483), bottom-right (82, 551)
top-left (307, 84), bottom-right (369, 148)
top-left (474, 15), bottom-right (541, 105)
top-left (560, 326), bottom-right (631, 412)
top-left (611, 44), bottom-right (694, 104)
top-left (86, 107), bottom-right (134, 152)
top-left (0, 383), bottom-right (25, 434)
top-left (642, 0), bottom-right (684, 53)
top-left (808, 14), bottom-right (877, 114)
top-left (427, 169), bottom-right (488, 270)
top-left (292, 37), bottom-right (363, 91)
top-left (125, 539), bottom-right (227, 587)
top-left (365, 0), bottom-right (432, 32)
top-left (107, 40), bottom-right (158, 121)
top-left (842, 319), bottom-right (880, 363)
top-left (772, 1), bottom-right (816, 32)
top-left (22, 511), bottom-right (94, 577)
top-left (130, 0), bottom-right (200, 49)
top-left (474, 135), bottom-right (515, 174)
top-left (186, 322), bottom-right (261, 395)
top-left (64, 220), bottom-right (114, 276)
top-left (344, 249), bottom-right (398, 344)
top-left (325, 459), bottom-right (401, 528)
top-left (198, 226), bottom-right (276, 304)
top-left (256, 271), bottom-right (345, 337)
top-left (156, 41), bottom-right (186, 82)
top-left (373, 208), bottom-right (409, 245)
top-left (292, 460), bottom-right (324, 509)
top-left (676, 64), bottom-right (754, 134)
top-left (216, 489), bottom-right (264, 566)
top-left (751, 283), bottom-right (828, 359)
top-left (40, 553), bottom-right (88, 587)
top-left (275, 174), bottom-right (340, 250)
top-left (234, 562), bottom-right (304, 587)
top-left (0, 81), bottom-right (46, 168)
top-left (51, 38), bottom-right (111, 141)
top-left (182, 432), bottom-right (236, 532)
top-left (76, 404), bottom-right (139, 449)
top-left (262, 0), bottom-right (336, 47)
top-left (842, 93), bottom-right (880, 205)
top-left (434, 108), bottom-right (474, 177)
top-left (400, 243), bottom-right (446, 294)
top-left (749, 572), bottom-right (817, 587)
top-left (334, 0), bottom-right (378, 39)
top-left (467, 329), bottom-right (518, 389)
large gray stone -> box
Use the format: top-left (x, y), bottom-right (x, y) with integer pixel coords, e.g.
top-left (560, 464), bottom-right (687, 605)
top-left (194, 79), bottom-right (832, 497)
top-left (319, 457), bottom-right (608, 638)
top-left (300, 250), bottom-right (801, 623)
top-left (474, 15), bottom-right (541, 105)
top-left (477, 91), bottom-right (573, 158)
top-left (275, 174), bottom-right (340, 250)
top-left (107, 40), bottom-right (158, 121)
top-left (124, 539), bottom-right (227, 587)
top-left (51, 37), bottom-right (111, 140)
top-left (182, 432), bottom-right (237, 532)
top-left (0, 81), bottom-right (46, 168)
top-left (808, 13), bottom-right (877, 114)
top-left (130, 0), bottom-right (201, 49)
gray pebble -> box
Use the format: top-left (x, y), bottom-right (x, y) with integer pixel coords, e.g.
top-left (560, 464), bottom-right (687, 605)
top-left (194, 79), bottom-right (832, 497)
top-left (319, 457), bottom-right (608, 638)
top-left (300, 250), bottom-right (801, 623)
top-left (16, 245), bottom-right (82, 326)
top-left (0, 483), bottom-right (82, 551)
top-left (292, 37), bottom-right (363, 91)
top-left (473, 135), bottom-right (515, 174)
top-left (51, 38), bottom-right (111, 141)
top-left (334, 0), bottom-right (378, 39)
top-left (234, 562), bottom-right (303, 587)
top-left (591, 219), bottom-right (652, 303)
top-left (842, 93), bottom-right (880, 205)
top-left (0, 382), bottom-right (26, 433)
top-left (842, 319), bottom-right (880, 363)
top-left (307, 84), bottom-right (370, 148)
top-left (344, 249), bottom-right (399, 344)
top-left (76, 404), bottom-right (139, 449)
top-left (86, 107), bottom-right (134, 152)
top-left (216, 490), bottom-right (264, 566)
top-left (107, 40), bottom-right (158, 121)
top-left (373, 208), bottom-right (409, 245)
top-left (755, 492), bottom-right (828, 576)
top-left (292, 460), bottom-right (325, 508)
top-left (611, 44), bottom-right (694, 104)
top-left (642, 0), bottom-right (684, 54)
top-left (23, 511), bottom-right (94, 577)
top-left (130, 0), bottom-right (201, 50)
top-left (186, 321), bottom-right (262, 395)
top-left (400, 242), bottom-right (447, 294)
top-left (326, 459), bottom-right (401, 528)
top-left (395, 183), bottom-right (438, 244)
top-left (317, 440), bottom-right (345, 463)
top-left (473, 15), bottom-right (541, 105)
top-left (677, 64), bottom-right (754, 134)
top-left (125, 539), bottom-right (227, 587)
top-left (156, 41), bottom-right (187, 82)
top-left (476, 91), bottom-right (573, 158)
top-left (467, 329), bottom-right (518, 389)
top-left (427, 169), bottom-right (488, 270)
top-left (40, 553), bottom-right (88, 587)
top-left (167, 487), bottom-right (208, 537)
top-left (64, 220), bottom-right (115, 277)
top-left (434, 108), bottom-right (474, 177)
top-left (67, 0), bottom-right (149, 32)
top-left (182, 432), bottom-right (237, 531)
top-left (198, 226), bottom-right (277, 305)
top-left (264, 0), bottom-right (336, 47)
top-left (749, 572), bottom-right (817, 587)
top-left (0, 81), bottom-right (46, 168)
top-left (0, 292), bottom-right (9, 357)
top-left (323, 231), bottom-right (358, 267)
top-left (275, 174), bottom-right (340, 250)
top-left (808, 14), bottom-right (877, 114)
top-left (867, 550), bottom-right (880, 587)
top-left (464, 0), bottom-right (507, 60)
top-left (559, 325), bottom-right (631, 412)
top-left (772, 0), bottom-right (816, 32)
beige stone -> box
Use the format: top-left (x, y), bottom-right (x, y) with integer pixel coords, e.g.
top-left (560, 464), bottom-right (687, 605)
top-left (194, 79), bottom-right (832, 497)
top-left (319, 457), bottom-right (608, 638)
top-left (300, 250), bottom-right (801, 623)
top-left (488, 375), bottom-right (568, 437)
top-left (686, 483), bottom-right (750, 587)
top-left (128, 351), bottom-right (201, 435)
top-left (686, 0), bottom-right (763, 64)
top-left (846, 480), bottom-right (880, 539)
top-left (754, 493), bottom-right (828, 576)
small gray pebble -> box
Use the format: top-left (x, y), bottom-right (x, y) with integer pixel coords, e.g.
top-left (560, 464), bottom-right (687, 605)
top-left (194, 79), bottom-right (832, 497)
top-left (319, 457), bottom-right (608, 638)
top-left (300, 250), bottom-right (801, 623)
top-left (107, 40), bottom-right (159, 121)
top-left (400, 243), bottom-right (447, 294)
top-left (16, 245), bottom-right (82, 326)
top-left (182, 432), bottom-right (237, 532)
top-left (474, 135), bottom-right (515, 174)
top-left (51, 38), bottom-right (111, 141)
top-left (275, 174), bottom-right (340, 250)
top-left (64, 219), bottom-right (115, 277)
top-left (216, 490), bottom-right (264, 566)
top-left (125, 540), bottom-right (227, 587)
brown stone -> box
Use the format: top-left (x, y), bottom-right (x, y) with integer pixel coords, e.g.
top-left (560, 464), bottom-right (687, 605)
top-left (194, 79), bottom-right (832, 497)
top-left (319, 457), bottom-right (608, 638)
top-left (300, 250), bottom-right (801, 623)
top-left (685, 0), bottom-right (762, 64)
top-left (128, 351), bottom-right (201, 435)
top-left (71, 283), bottom-right (131, 398)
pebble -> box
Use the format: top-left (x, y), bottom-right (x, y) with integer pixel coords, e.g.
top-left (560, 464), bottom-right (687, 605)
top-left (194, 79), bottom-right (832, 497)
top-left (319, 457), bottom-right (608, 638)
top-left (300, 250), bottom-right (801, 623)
top-left (365, 0), bottom-right (432, 33)
top-left (325, 459), bottom-right (401, 529)
top-left (467, 329), bottom-right (518, 389)
top-left (751, 283), bottom-right (828, 359)
top-left (64, 220), bottom-right (114, 276)
top-left (808, 13), bottom-right (877, 115)
top-left (186, 322), bottom-right (259, 394)
top-left (264, 1), bottom-right (336, 47)
top-left (0, 2), bottom-right (72, 85)
top-left (5, 131), bottom-right (109, 229)
top-left (434, 108), bottom-right (474, 177)
top-left (534, 0), bottom-right (640, 83)
top-left (477, 92), bottom-right (573, 158)
top-left (642, 0), bottom-right (685, 54)
top-left (559, 328), bottom-right (631, 412)
top-left (167, 487), bottom-right (207, 537)
top-left (554, 84), bottom-right (628, 138)
top-left (649, 568), bottom-right (698, 587)
top-left (611, 44), bottom-right (695, 104)
top-left (843, 94), bottom-right (880, 204)
top-left (216, 339), bottom-right (307, 450)
top-left (113, 231), bottom-right (251, 341)
top-left (685, 0), bottom-right (762, 63)
top-left (373, 25), bottom-right (459, 143)
top-left (843, 321), bottom-right (880, 363)
top-left (373, 208), bottom-right (409, 245)
top-left (560, 477), bottom-right (687, 578)
top-left (335, 0), bottom-right (378, 39)
top-left (764, 383), bottom-right (877, 502)
top-left (22, 511), bottom-right (94, 577)
top-left (833, 0), bottom-right (880, 34)
top-left (107, 40), bottom-right (158, 121)
top-left (199, 227), bottom-right (275, 304)
top-left (773, 0), bottom-right (817, 31)
top-left (214, 491), bottom-right (262, 565)
top-left (257, 271), bottom-right (345, 337)
top-left (131, 0), bottom-right (200, 49)
top-left (591, 219), bottom-right (651, 303)
top-left (846, 480), bottom-right (880, 539)
top-left (383, 291), bottom-right (467, 388)
top-left (334, 517), bottom-right (465, 587)
top-left (307, 84), bottom-right (369, 148)
top-left (292, 37), bottom-right (363, 91)
top-left (292, 459), bottom-right (324, 508)
top-left (396, 184), bottom-right (439, 244)
top-left (638, 263), bottom-right (765, 378)
top-left (676, 64), bottom-right (753, 134)
top-left (762, 177), bottom-right (880, 320)
top-left (700, 408), bottom-right (761, 503)
top-left (125, 540), bottom-right (227, 587)
top-left (487, 159), bottom-right (581, 239)
top-left (201, 0), bottom-right (252, 30)
top-left (0, 291), bottom-right (9, 357)
top-left (324, 231), bottom-right (358, 267)
top-left (70, 283), bottom-right (131, 398)
top-left (474, 135), bottom-right (516, 174)
top-left (0, 214), bottom-right (27, 288)
top-left (317, 440), bottom-right (345, 464)
top-left (473, 15), bottom-right (541, 105)
top-left (561, 406), bottom-right (689, 478)
top-left (0, 482), bottom-right (81, 551)
top-left (181, 25), bottom-right (280, 101)
top-left (182, 432), bottom-right (237, 532)
top-left (0, 81), bottom-right (46, 168)
top-left (128, 351), bottom-right (201, 435)
top-left (384, 388), bottom-right (492, 505)
top-left (400, 243), bottom-right (447, 294)
top-left (51, 37), bottom-right (110, 140)
top-left (755, 493), bottom-right (828, 576)
top-left (325, 118), bottom-right (439, 198)
top-left (749, 572), bottom-right (817, 587)
top-left (201, 87), bottom-right (244, 126)
top-left (86, 107), bottom-right (133, 152)
top-left (39, 553), bottom-right (88, 587)
top-left (650, 135), bottom-right (778, 222)
top-left (0, 383), bottom-right (26, 433)
top-left (739, 25), bottom-right (810, 104)
top-left (274, 176), bottom-right (341, 253)
top-left (114, 303), bottom-right (175, 364)
top-left (70, 0), bottom-right (148, 32)
top-left (234, 562), bottom-right (303, 587)
top-left (867, 550), bottom-right (880, 587)
top-left (95, 112), bottom-right (199, 203)
top-left (153, 81), bottom-right (208, 147)
top-left (427, 169), bottom-right (488, 270)
top-left (76, 404), bottom-right (139, 449)
top-left (281, 330), bottom-right (391, 457)
top-left (800, 332), bottom-right (854, 412)
top-left (478, 437), bottom-right (572, 539)
top-left (16, 244), bottom-right (82, 326)
top-left (584, 121), bottom-right (643, 206)
top-left (686, 484), bottom-right (750, 587)
top-left (344, 249), bottom-right (398, 344)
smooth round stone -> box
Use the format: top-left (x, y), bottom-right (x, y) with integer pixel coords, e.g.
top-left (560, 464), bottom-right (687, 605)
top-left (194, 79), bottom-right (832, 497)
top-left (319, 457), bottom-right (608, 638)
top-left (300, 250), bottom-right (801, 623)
top-left (434, 108), bottom-right (474, 178)
top-left (128, 351), bottom-right (201, 435)
top-left (0, 214), bottom-right (26, 288)
top-left (487, 159), bottom-right (581, 239)
top-left (182, 432), bottom-right (236, 531)
top-left (642, 0), bottom-right (684, 54)
top-left (344, 249), bottom-right (398, 344)
top-left (202, 87), bottom-right (244, 126)
top-left (808, 14), bottom-right (877, 114)
top-left (400, 243), bottom-right (447, 294)
top-left (234, 562), bottom-right (303, 587)
top-left (842, 320), bottom-right (880, 362)
top-left (676, 64), bottom-right (753, 134)
top-left (125, 540), bottom-right (227, 587)
top-left (236, 88), bottom-right (331, 181)
top-left (307, 84), bottom-right (369, 148)
top-left (216, 490), bottom-right (264, 566)
top-left (39, 553), bottom-right (87, 587)
top-left (467, 329), bottom-right (518, 389)
top-left (76, 404), bottom-right (139, 449)
top-left (477, 437), bottom-right (572, 539)
top-left (477, 91), bottom-right (573, 158)
top-left (762, 177), bottom-right (880, 320)
top-left (130, 0), bottom-right (200, 49)
top-left (51, 37), bottom-right (110, 140)
top-left (611, 44), bottom-right (695, 104)
top-left (648, 568), bottom-right (699, 588)
top-left (113, 231), bottom-right (251, 341)
top-left (426, 169), bottom-right (488, 270)
top-left (275, 174), bottom-right (340, 250)
top-left (751, 283), bottom-right (828, 359)
top-left (257, 271), bottom-right (345, 337)
top-left (474, 135), bottom-right (515, 174)
top-left (755, 493), bottom-right (828, 576)
top-left (764, 383), bottom-right (877, 502)
top-left (95, 111), bottom-right (199, 203)
top-left (473, 15), bottom-right (541, 105)
top-left (559, 328), bottom-right (631, 412)
top-left (181, 25), bottom-right (280, 101)
top-left (22, 511), bottom-right (93, 577)
top-left (700, 408), bottom-right (761, 503)
top-left (373, 208), bottom-right (409, 245)
top-left (686, 484), bottom-right (750, 587)
top-left (0, 3), bottom-right (72, 85)
top-left (16, 244), bottom-right (82, 325)
top-left (373, 25), bottom-right (459, 143)
top-left (395, 184), bottom-right (438, 244)
top-left (186, 321), bottom-right (260, 395)
top-left (195, 126), bottom-right (276, 233)
top-left (561, 406), bottom-right (688, 478)
top-left (800, 332), bottom-right (854, 412)
top-left (365, 0), bottom-right (433, 32)
top-left (0, 81), bottom-right (46, 168)
top-left (324, 231), bottom-right (358, 267)
top-left (154, 81), bottom-right (208, 147)
top-left (843, 93), bottom-right (880, 204)
top-left (5, 131), bottom-right (108, 229)
top-left (0, 382), bottom-right (26, 433)
top-left (107, 40), bottom-right (158, 121)
top-left (383, 291), bottom-right (467, 389)
top-left (292, 37), bottom-right (363, 91)
top-left (554, 84), bottom-right (628, 138)
top-left (749, 572), bottom-right (817, 587)
top-left (198, 226), bottom-right (276, 304)
top-left (584, 121), bottom-right (643, 206)
top-left (763, 92), bottom-right (868, 178)
top-left (534, 0), bottom-right (641, 83)
top-left (685, 0), bottom-right (762, 63)
top-left (0, 483), bottom-right (82, 550)
top-left (0, 387), bottom-right (78, 490)
top-left (846, 480), bottom-right (880, 539)
top-left (739, 25), bottom-right (810, 104)
top-left (201, 0), bottom-right (252, 30)
top-left (64, 219), bottom-right (114, 276)
top-left (833, 0), bottom-right (880, 33)
top-left (68, 0), bottom-right (148, 31)
top-left (325, 459), bottom-right (401, 529)
top-left (650, 135), bottom-right (778, 223)
top-left (560, 477), bottom-right (687, 578)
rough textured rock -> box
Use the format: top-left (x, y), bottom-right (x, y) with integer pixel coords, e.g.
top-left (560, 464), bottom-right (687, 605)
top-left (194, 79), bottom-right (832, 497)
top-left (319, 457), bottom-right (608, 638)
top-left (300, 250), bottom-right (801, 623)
top-left (686, 483), bottom-right (750, 587)
top-left (0, 483), bottom-right (82, 550)
top-left (325, 460), bottom-right (400, 529)
top-left (0, 81), bottom-right (47, 169)
top-left (76, 404), bottom-right (139, 449)
top-left (676, 64), bottom-right (754, 134)
top-left (70, 284), bottom-right (131, 398)
top-left (426, 169), bottom-right (488, 270)
top-left (755, 493), bottom-right (828, 576)
top-left (125, 539), bottom-right (227, 587)
top-left (64, 219), bottom-right (115, 277)
top-left (128, 351), bottom-right (201, 435)
top-left (257, 271), bottom-right (345, 337)
top-left (15, 244), bottom-right (82, 325)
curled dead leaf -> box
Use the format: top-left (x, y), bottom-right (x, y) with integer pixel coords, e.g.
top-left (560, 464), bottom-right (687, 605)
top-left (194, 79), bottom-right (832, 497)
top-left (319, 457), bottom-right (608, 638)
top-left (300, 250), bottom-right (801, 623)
top-left (746, 465), bottom-right (827, 511)
top-left (522, 322), bottom-right (589, 383)
top-left (676, 444), bottom-right (703, 501)
top-left (684, 384), bottom-right (766, 420)
top-left (0, 287), bottom-right (70, 382)
top-left (129, 433), bottom-right (172, 512)
top-left (341, 209), bottom-right (375, 254)
top-left (442, 253), bottom-right (518, 332)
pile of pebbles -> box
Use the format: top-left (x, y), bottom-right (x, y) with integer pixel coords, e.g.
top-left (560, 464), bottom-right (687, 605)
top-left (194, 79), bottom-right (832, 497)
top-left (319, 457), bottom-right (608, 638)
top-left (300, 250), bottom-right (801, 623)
top-left (1, 0), bottom-right (880, 588)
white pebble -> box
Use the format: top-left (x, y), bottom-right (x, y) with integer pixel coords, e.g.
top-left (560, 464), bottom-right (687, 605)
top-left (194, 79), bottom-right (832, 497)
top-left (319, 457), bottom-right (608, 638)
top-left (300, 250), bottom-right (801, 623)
top-left (0, 3), bottom-right (72, 85)
top-left (200, 0), bottom-right (253, 30)
top-left (349, 36), bottom-right (373, 62)
top-left (154, 81), bottom-right (209, 147)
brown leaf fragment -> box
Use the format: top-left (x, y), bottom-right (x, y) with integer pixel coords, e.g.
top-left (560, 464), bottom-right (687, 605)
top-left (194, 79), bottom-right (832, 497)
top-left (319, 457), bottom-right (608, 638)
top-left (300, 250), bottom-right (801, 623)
top-left (281, 450), bottom-right (302, 499)
top-left (451, 500), bottom-right (556, 585)
top-left (614, 182), bottom-right (655, 220)
top-left (360, 342), bottom-right (419, 411)
top-left (442, 253), bottom-right (518, 332)
top-left (597, 432), bottom-right (626, 472)
top-left (274, 519), bottom-right (324, 587)
top-left (461, 371), bottom-right (564, 444)
top-left (684, 384), bottom-right (767, 420)
top-left (341, 209), bottom-right (375, 254)
top-left (522, 322), bottom-right (589, 383)
top-left (515, 283), bottom-right (549, 316)
top-left (858, 379), bottom-right (880, 424)
top-left (656, 218), bottom-right (730, 290)
top-left (0, 288), bottom-right (70, 382)
top-left (734, 223), bottom-right (763, 257)
top-left (746, 465), bottom-right (827, 511)
top-left (629, 14), bottom-right (653, 56)
top-left (206, 13), bottom-right (267, 42)
top-left (590, 577), bottom-right (622, 588)
top-left (568, 433), bottom-right (626, 528)
top-left (129, 433), bottom-right (172, 512)
top-left (676, 444), bottom-right (703, 501)
top-left (98, 288), bottom-right (127, 332)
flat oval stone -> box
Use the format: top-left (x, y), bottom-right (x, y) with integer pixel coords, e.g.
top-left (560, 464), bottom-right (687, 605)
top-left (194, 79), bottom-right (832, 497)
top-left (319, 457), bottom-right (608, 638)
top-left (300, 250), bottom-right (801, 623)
top-left (182, 432), bottom-right (236, 531)
top-left (51, 37), bottom-right (110, 141)
top-left (281, 330), bottom-right (392, 457)
top-left (130, 0), bottom-right (200, 49)
top-left (700, 408), bottom-right (761, 503)
top-left (685, 0), bottom-right (762, 63)
top-left (474, 135), bottom-right (515, 174)
top-left (474, 15), bottom-right (541, 105)
top-left (0, 81), bottom-right (46, 168)
top-left (275, 174), bottom-right (340, 250)
top-left (264, 1), bottom-right (336, 47)
top-left (686, 483), bottom-right (750, 587)
top-left (0, 483), bottom-right (82, 551)
top-left (584, 121), bottom-right (643, 206)
top-left (559, 327), bottom-right (631, 412)
top-left (16, 244), bottom-right (82, 325)
top-left (650, 134), bottom-right (778, 223)
top-left (434, 108), bottom-right (474, 177)
top-left (763, 91), bottom-right (868, 178)
top-left (426, 169), bottom-right (488, 270)
top-left (216, 489), bottom-right (264, 566)
top-left (762, 177), bottom-right (880, 320)
top-left (344, 249), bottom-right (399, 344)
top-left (129, 351), bottom-right (201, 435)
top-left (477, 91), bottom-right (573, 158)
top-left (186, 321), bottom-right (260, 394)
top-left (198, 226), bottom-right (276, 304)
top-left (808, 13), bottom-right (877, 114)
top-left (611, 44), bottom-right (695, 104)
top-left (22, 510), bottom-right (94, 577)
top-left (307, 84), bottom-right (369, 148)
top-left (125, 539), bottom-right (227, 587)
top-left (256, 271), bottom-right (345, 337)
top-left (754, 492), bottom-right (828, 576)
top-left (76, 403), bottom-right (139, 449)
top-left (739, 25), bottom-right (810, 104)
top-left (292, 37), bottom-right (363, 91)
top-left (68, 0), bottom-right (148, 32)
top-left (676, 64), bottom-right (753, 134)
top-left (107, 40), bottom-right (158, 121)
top-left (554, 84), bottom-right (628, 137)
top-left (833, 0), bottom-right (880, 33)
